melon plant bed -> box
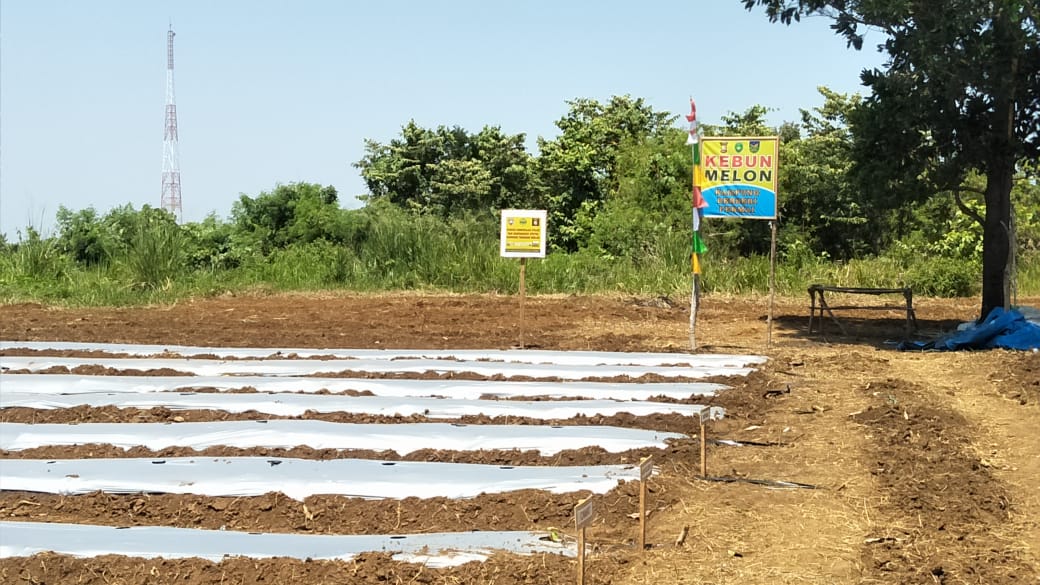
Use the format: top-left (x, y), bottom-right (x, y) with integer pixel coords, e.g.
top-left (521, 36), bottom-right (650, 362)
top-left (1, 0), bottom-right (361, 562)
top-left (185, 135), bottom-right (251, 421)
top-left (2, 293), bottom-right (1038, 585)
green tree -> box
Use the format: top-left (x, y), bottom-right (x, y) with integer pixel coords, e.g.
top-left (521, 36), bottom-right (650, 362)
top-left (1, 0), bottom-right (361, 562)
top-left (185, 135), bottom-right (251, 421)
top-left (181, 213), bottom-right (240, 271)
top-left (99, 204), bottom-right (181, 255)
top-left (586, 130), bottom-right (692, 260)
top-left (55, 206), bottom-right (115, 266)
top-left (473, 126), bottom-right (541, 212)
top-left (536, 95), bottom-right (675, 250)
top-left (356, 122), bottom-right (537, 217)
top-left (743, 0), bottom-right (1040, 318)
top-left (718, 104), bottom-right (775, 136)
top-left (231, 183), bottom-right (344, 253)
top-left (356, 121), bottom-right (447, 212)
top-left (780, 87), bottom-right (898, 259)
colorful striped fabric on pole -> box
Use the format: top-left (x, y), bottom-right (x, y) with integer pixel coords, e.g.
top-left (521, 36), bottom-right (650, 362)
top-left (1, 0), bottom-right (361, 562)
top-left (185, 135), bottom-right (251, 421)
top-left (688, 99), bottom-right (706, 273)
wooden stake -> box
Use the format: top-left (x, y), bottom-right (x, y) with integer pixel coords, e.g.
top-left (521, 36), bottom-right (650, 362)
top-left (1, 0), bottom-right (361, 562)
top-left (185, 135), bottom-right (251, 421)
top-left (577, 525), bottom-right (586, 585)
top-left (639, 456), bottom-right (653, 551)
top-left (767, 219), bottom-right (777, 347)
top-left (574, 497), bottom-right (595, 585)
top-left (699, 408), bottom-right (709, 478)
top-left (519, 257), bottom-right (527, 349)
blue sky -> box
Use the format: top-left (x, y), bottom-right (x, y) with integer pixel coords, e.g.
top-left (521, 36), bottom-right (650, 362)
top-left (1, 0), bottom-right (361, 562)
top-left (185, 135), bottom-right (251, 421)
top-left (0, 1), bottom-right (888, 239)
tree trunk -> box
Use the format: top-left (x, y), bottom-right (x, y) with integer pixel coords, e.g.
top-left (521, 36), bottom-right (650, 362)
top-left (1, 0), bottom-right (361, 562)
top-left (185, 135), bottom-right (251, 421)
top-left (980, 157), bottom-right (1014, 320)
top-left (980, 9), bottom-right (1020, 321)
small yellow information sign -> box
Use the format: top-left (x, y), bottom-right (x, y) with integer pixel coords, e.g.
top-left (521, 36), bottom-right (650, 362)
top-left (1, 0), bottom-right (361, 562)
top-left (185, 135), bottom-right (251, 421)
top-left (500, 209), bottom-right (547, 258)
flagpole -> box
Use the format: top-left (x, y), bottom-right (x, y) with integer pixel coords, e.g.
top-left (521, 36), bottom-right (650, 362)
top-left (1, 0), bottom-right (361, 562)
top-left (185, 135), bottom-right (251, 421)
top-left (687, 99), bottom-right (703, 351)
top-left (690, 180), bottom-right (699, 351)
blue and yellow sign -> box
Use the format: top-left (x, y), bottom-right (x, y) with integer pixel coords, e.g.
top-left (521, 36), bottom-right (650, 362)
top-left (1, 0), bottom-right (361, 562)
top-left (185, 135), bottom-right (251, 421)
top-left (697, 136), bottom-right (779, 220)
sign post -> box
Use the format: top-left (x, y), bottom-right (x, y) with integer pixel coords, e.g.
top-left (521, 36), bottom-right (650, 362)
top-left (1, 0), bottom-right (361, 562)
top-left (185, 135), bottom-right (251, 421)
top-left (768, 219), bottom-right (778, 345)
top-left (698, 136), bottom-right (780, 346)
top-left (500, 210), bottom-right (547, 349)
top-left (574, 496), bottom-right (596, 585)
top-left (519, 257), bottom-right (527, 348)
top-left (638, 455), bottom-right (653, 551)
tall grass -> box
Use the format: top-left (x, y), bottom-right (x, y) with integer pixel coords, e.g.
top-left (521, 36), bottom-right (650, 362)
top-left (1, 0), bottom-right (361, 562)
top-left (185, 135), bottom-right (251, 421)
top-left (2, 212), bottom-right (1038, 306)
top-left (122, 219), bottom-right (186, 290)
top-left (13, 227), bottom-right (68, 282)
top-left (1015, 251), bottom-right (1040, 303)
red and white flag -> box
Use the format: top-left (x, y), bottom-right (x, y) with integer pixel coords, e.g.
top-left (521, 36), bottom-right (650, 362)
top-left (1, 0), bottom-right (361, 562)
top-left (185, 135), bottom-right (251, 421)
top-left (685, 99), bottom-right (699, 145)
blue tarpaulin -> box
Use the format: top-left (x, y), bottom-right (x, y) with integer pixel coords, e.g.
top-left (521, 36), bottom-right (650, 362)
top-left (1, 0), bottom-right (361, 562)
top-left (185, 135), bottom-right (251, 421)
top-left (900, 307), bottom-right (1040, 351)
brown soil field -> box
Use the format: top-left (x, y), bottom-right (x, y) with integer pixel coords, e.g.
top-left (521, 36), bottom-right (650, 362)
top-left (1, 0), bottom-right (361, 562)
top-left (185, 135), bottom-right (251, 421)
top-left (1, 292), bottom-right (1039, 585)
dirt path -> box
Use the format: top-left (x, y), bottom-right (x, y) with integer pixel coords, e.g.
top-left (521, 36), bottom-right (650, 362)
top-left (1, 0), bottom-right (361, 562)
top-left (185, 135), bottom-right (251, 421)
top-left (904, 351), bottom-right (1040, 574)
top-left (1, 293), bottom-right (1038, 584)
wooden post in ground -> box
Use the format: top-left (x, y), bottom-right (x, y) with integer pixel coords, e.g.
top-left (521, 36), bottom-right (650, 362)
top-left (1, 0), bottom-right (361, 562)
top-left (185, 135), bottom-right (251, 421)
top-left (767, 219), bottom-right (777, 347)
top-left (574, 496), bottom-right (596, 585)
top-left (699, 407), bottom-right (709, 478)
top-left (638, 456), bottom-right (653, 551)
top-left (499, 209), bottom-right (545, 349)
top-left (519, 257), bottom-right (527, 349)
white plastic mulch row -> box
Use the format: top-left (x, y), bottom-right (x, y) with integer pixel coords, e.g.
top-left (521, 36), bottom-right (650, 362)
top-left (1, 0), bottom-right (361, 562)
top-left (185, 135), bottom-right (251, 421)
top-left (0, 373), bottom-right (725, 400)
top-left (0, 391), bottom-right (724, 420)
top-left (0, 340), bottom-right (768, 368)
top-left (0, 342), bottom-right (762, 566)
top-left (0, 521), bottom-right (571, 567)
top-left (0, 355), bottom-right (752, 380)
top-left (0, 420), bottom-right (686, 455)
top-left (0, 457), bottom-right (643, 500)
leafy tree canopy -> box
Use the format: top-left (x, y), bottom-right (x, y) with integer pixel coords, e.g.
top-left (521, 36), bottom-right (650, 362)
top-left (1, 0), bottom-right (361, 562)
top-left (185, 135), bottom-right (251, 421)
top-left (537, 95), bottom-right (675, 250)
top-left (743, 0), bottom-right (1040, 317)
top-left (231, 183), bottom-right (344, 254)
top-left (355, 123), bottom-right (538, 218)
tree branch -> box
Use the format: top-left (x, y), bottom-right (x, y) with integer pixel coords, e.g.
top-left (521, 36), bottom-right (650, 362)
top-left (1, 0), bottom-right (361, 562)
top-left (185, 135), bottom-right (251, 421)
top-left (956, 185), bottom-right (987, 196)
top-left (817, 6), bottom-right (900, 37)
top-left (953, 189), bottom-right (984, 228)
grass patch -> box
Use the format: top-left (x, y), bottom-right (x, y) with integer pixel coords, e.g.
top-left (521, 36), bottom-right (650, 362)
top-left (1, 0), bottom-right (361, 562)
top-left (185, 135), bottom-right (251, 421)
top-left (2, 216), bottom-right (1037, 307)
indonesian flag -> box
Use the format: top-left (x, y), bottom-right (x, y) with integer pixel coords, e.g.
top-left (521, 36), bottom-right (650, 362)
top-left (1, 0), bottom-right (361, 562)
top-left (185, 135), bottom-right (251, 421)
top-left (685, 99), bottom-right (699, 145)
top-left (692, 186), bottom-right (707, 210)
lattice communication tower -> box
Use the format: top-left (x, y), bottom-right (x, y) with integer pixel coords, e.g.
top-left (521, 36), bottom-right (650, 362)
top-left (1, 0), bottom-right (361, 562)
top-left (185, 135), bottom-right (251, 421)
top-left (161, 26), bottom-right (182, 221)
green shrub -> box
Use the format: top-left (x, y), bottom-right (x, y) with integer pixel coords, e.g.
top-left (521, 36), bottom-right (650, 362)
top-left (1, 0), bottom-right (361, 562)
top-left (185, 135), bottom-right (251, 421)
top-left (903, 256), bottom-right (980, 297)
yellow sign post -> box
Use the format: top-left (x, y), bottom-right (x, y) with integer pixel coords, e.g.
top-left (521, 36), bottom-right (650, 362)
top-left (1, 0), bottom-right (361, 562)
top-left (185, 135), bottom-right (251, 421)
top-left (500, 210), bottom-right (547, 349)
top-left (698, 137), bottom-right (779, 219)
top-left (697, 136), bottom-right (781, 346)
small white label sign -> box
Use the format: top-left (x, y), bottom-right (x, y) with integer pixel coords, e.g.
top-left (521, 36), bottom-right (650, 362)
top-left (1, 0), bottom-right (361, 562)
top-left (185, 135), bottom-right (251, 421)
top-left (639, 456), bottom-right (654, 481)
top-left (574, 497), bottom-right (596, 530)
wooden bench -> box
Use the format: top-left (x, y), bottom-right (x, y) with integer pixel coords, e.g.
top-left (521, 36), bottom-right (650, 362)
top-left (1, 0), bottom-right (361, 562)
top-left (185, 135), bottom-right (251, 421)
top-left (808, 285), bottom-right (918, 338)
